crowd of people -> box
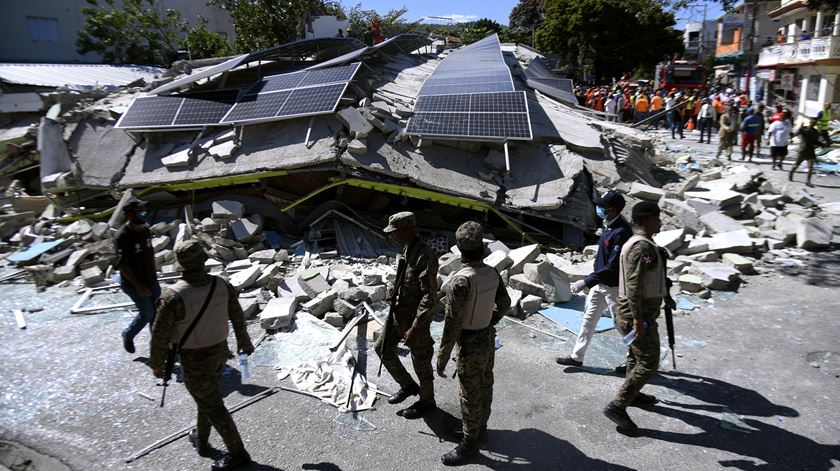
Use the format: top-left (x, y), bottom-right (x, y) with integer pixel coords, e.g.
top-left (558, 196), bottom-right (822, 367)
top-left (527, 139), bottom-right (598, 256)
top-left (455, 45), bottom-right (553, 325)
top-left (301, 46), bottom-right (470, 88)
top-left (574, 84), bottom-right (833, 187)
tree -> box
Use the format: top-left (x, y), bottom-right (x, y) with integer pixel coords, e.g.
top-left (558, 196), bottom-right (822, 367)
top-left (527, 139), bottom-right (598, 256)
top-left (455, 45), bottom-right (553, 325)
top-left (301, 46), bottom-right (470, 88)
top-left (806, 0), bottom-right (840, 10)
top-left (181, 17), bottom-right (234, 59)
top-left (77, 0), bottom-right (186, 66)
top-left (459, 18), bottom-right (502, 45)
top-left (535, 0), bottom-right (683, 82)
top-left (211, 0), bottom-right (348, 53)
top-left (347, 4), bottom-right (419, 38)
top-left (509, 0), bottom-right (542, 29)
top-left (499, 27), bottom-right (532, 45)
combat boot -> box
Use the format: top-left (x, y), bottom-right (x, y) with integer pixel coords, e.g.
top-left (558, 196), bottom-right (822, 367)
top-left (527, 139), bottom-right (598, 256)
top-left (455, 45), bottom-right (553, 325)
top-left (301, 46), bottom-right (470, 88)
top-left (188, 428), bottom-right (210, 457)
top-left (397, 399), bottom-right (435, 419)
top-left (478, 426), bottom-right (488, 443)
top-left (630, 392), bottom-right (658, 407)
top-left (211, 449), bottom-right (251, 471)
top-left (603, 402), bottom-right (639, 434)
top-left (388, 383), bottom-right (419, 404)
top-left (441, 438), bottom-right (480, 466)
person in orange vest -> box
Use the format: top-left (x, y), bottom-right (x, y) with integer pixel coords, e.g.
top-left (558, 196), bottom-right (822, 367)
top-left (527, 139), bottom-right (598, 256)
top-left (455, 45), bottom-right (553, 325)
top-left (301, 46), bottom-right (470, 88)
top-left (635, 94), bottom-right (649, 123)
top-left (650, 91), bottom-right (664, 129)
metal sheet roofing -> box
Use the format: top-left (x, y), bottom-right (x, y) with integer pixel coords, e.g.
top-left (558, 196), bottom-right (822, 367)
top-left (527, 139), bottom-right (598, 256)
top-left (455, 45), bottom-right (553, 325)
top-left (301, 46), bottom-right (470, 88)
top-left (0, 63), bottom-right (165, 89)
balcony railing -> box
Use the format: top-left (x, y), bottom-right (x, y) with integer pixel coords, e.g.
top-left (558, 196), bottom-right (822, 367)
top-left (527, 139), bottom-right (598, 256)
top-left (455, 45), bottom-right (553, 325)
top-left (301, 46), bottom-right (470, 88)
top-left (758, 35), bottom-right (840, 66)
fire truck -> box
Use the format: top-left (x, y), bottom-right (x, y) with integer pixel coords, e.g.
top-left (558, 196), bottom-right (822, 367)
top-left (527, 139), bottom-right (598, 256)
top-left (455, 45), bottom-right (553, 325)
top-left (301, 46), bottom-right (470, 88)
top-left (655, 60), bottom-right (706, 91)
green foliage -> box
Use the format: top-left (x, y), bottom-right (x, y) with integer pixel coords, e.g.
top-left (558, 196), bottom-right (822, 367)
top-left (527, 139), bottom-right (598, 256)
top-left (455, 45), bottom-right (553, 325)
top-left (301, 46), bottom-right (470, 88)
top-left (509, 0), bottom-right (542, 29)
top-left (806, 0), bottom-right (840, 10)
top-left (347, 4), bottom-right (419, 38)
top-left (76, 0), bottom-right (186, 66)
top-left (181, 17), bottom-right (234, 59)
top-left (460, 18), bottom-right (502, 45)
top-left (535, 0), bottom-right (683, 81)
top-left (211, 0), bottom-right (348, 53)
top-left (472, 18), bottom-right (503, 33)
top-left (499, 27), bottom-right (533, 45)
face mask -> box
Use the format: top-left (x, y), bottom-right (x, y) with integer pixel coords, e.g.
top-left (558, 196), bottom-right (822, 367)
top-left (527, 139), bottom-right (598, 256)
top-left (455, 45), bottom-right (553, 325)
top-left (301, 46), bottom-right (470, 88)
top-left (596, 206), bottom-right (607, 219)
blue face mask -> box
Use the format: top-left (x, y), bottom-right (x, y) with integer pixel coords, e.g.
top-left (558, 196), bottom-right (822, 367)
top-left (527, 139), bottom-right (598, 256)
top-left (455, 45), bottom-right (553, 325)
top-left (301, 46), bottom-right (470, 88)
top-left (595, 206), bottom-right (608, 220)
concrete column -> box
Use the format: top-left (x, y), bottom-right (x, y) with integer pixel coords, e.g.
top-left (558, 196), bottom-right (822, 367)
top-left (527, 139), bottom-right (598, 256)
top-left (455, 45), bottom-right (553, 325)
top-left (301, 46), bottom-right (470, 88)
top-left (834, 13), bottom-right (840, 36)
top-left (815, 12), bottom-right (824, 38)
top-left (799, 77), bottom-right (808, 117)
top-left (802, 18), bottom-right (810, 38)
top-left (788, 24), bottom-right (798, 43)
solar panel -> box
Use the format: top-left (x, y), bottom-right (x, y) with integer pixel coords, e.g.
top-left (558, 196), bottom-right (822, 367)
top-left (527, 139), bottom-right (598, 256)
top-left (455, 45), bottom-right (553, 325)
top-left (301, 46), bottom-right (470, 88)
top-left (406, 112), bottom-right (532, 140)
top-left (173, 90), bottom-right (239, 126)
top-left (298, 63), bottom-right (360, 87)
top-left (277, 83), bottom-right (346, 117)
top-left (116, 96), bottom-right (183, 128)
top-left (248, 72), bottom-right (306, 94)
top-left (415, 92), bottom-right (526, 113)
top-left (221, 90), bottom-right (291, 123)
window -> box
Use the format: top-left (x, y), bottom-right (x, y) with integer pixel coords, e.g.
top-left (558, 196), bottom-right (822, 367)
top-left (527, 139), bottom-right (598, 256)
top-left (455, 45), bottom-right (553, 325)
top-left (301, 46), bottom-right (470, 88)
top-left (26, 17), bottom-right (59, 42)
top-left (807, 75), bottom-right (821, 101)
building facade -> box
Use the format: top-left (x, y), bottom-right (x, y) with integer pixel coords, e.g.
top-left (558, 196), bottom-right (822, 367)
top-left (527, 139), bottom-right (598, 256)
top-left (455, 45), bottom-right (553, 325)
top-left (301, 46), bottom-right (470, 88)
top-left (714, 0), bottom-right (781, 96)
top-left (684, 20), bottom-right (718, 60)
top-left (757, 0), bottom-right (840, 119)
top-left (0, 0), bottom-right (235, 64)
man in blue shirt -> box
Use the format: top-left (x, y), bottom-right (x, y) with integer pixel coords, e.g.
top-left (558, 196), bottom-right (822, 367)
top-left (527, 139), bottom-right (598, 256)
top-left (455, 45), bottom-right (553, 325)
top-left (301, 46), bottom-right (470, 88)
top-left (740, 109), bottom-right (763, 161)
top-left (556, 190), bottom-right (632, 371)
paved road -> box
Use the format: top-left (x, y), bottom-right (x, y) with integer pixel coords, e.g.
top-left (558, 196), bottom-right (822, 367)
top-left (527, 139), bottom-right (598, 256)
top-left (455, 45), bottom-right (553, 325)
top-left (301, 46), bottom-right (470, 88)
top-left (1, 130), bottom-right (839, 470)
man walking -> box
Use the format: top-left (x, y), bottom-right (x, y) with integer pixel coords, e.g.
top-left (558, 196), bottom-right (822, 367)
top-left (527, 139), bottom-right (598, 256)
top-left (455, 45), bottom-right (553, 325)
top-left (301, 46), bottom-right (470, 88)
top-left (150, 241), bottom-right (254, 470)
top-left (716, 107), bottom-right (737, 160)
top-left (556, 191), bottom-right (631, 371)
top-left (789, 117), bottom-right (821, 187)
top-left (436, 221), bottom-right (511, 466)
top-left (816, 102), bottom-right (833, 147)
top-left (603, 202), bottom-right (670, 435)
top-left (767, 111), bottom-right (793, 170)
top-left (740, 108), bottom-right (763, 161)
top-left (698, 98), bottom-right (717, 144)
top-left (375, 211), bottom-right (438, 419)
top-left (116, 199), bottom-right (160, 354)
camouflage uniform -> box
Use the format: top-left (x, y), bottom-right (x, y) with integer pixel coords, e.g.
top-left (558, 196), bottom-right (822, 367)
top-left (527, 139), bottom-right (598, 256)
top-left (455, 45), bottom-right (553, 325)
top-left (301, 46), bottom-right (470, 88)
top-left (438, 261), bottom-right (511, 441)
top-left (613, 230), bottom-right (666, 408)
top-left (373, 237), bottom-right (439, 402)
top-left (717, 111), bottom-right (737, 159)
top-left (150, 242), bottom-right (252, 454)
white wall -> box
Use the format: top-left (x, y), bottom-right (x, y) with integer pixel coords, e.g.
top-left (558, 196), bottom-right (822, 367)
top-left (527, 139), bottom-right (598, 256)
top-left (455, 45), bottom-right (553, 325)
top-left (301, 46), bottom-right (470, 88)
top-left (305, 16), bottom-right (351, 40)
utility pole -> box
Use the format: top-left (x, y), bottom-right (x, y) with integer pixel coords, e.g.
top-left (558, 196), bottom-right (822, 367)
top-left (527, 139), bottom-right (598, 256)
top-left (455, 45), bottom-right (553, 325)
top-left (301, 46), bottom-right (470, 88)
top-left (699, 3), bottom-right (708, 62)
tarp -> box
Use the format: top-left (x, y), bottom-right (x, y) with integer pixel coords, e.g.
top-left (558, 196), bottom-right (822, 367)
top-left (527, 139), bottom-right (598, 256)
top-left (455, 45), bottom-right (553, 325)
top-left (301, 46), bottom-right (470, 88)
top-left (7, 239), bottom-right (65, 263)
top-left (538, 296), bottom-right (615, 334)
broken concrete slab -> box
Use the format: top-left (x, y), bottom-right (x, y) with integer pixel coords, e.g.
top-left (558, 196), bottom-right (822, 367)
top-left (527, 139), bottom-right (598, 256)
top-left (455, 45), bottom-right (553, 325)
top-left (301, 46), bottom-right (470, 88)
top-left (81, 266), bottom-right (104, 286)
top-left (254, 263), bottom-right (282, 288)
top-left (208, 140), bottom-right (237, 159)
top-left (239, 297), bottom-right (259, 319)
top-left (211, 200), bottom-right (245, 219)
top-left (249, 249), bottom-right (277, 264)
top-left (229, 264), bottom-right (262, 291)
top-left (324, 312), bottom-right (344, 328)
top-left (52, 266), bottom-right (76, 282)
top-left (303, 290), bottom-right (338, 319)
top-left (151, 235), bottom-right (171, 252)
top-left (699, 212), bottom-right (749, 235)
top-left (507, 288), bottom-right (523, 316)
top-left (629, 182), bottom-right (665, 201)
top-left (758, 194), bottom-right (783, 208)
top-left (653, 229), bottom-right (685, 253)
top-left (359, 285), bottom-right (386, 303)
top-left (508, 274), bottom-right (546, 299)
top-left (259, 297), bottom-right (297, 330)
top-left (678, 274), bottom-right (704, 293)
top-left (722, 253), bottom-right (755, 274)
top-left (695, 263), bottom-right (741, 291)
top-left (231, 215), bottom-right (263, 242)
top-left (796, 218), bottom-right (833, 250)
top-left (508, 244), bottom-right (540, 275)
top-left (336, 107), bottom-right (374, 139)
top-left (363, 274), bottom-right (382, 286)
top-left (160, 145), bottom-right (192, 168)
top-left (782, 183), bottom-right (817, 207)
top-left (334, 298), bottom-right (357, 319)
top-left (199, 217), bottom-right (220, 232)
top-left (65, 248), bottom-right (90, 268)
top-left (520, 295), bottom-right (542, 315)
top-left (299, 269), bottom-right (331, 298)
top-left (347, 139), bottom-right (368, 155)
top-left (523, 261), bottom-right (571, 303)
top-left (684, 189), bottom-right (744, 209)
top-left (484, 250), bottom-right (513, 272)
top-left (438, 252), bottom-right (462, 275)
top-left (707, 230), bottom-right (755, 254)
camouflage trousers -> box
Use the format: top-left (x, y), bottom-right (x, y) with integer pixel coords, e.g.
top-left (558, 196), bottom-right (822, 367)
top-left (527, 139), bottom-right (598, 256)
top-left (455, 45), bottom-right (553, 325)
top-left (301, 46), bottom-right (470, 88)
top-left (717, 133), bottom-right (736, 159)
top-left (374, 317), bottom-right (435, 402)
top-left (457, 327), bottom-right (495, 440)
top-left (613, 299), bottom-right (661, 408)
top-left (180, 341), bottom-right (245, 453)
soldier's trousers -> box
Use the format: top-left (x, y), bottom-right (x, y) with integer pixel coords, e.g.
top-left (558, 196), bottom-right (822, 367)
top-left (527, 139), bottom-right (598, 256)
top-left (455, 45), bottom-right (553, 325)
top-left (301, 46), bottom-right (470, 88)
top-left (613, 308), bottom-right (660, 408)
top-left (374, 321), bottom-right (435, 402)
top-left (457, 327), bottom-right (495, 441)
top-left (180, 342), bottom-right (245, 453)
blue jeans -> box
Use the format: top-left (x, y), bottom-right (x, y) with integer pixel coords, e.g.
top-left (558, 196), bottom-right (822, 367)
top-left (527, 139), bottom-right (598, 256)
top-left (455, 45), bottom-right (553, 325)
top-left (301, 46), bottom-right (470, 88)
top-left (122, 281), bottom-right (161, 341)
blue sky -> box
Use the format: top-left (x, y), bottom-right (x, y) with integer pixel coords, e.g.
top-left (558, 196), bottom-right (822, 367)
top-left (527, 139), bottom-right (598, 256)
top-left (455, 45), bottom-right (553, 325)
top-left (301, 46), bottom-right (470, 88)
top-left (343, 0), bottom-right (727, 30)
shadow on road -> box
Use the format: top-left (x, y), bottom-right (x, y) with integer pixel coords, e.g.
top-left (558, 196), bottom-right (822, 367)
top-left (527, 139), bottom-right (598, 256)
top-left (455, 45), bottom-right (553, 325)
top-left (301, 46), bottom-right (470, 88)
top-left (805, 252), bottom-right (840, 287)
top-left (642, 405), bottom-right (840, 470)
top-left (422, 408), bottom-right (633, 469)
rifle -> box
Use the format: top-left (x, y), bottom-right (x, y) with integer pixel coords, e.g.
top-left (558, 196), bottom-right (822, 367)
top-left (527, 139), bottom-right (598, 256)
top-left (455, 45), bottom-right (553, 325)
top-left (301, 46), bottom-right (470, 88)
top-left (160, 345), bottom-right (177, 407)
top-left (663, 278), bottom-right (677, 370)
top-left (378, 256), bottom-right (407, 377)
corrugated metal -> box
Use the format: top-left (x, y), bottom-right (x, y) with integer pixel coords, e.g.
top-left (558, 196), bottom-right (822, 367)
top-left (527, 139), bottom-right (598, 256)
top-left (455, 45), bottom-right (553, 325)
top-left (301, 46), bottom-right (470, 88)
top-left (0, 63), bottom-right (166, 88)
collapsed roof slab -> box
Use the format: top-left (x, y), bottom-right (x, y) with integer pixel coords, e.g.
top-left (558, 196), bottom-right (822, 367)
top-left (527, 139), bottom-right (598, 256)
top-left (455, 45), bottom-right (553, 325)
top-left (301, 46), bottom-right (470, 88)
top-left (504, 144), bottom-right (584, 211)
top-left (68, 121), bottom-right (135, 189)
top-left (338, 133), bottom-right (500, 203)
top-left (528, 92), bottom-right (604, 153)
top-left (119, 117), bottom-right (341, 188)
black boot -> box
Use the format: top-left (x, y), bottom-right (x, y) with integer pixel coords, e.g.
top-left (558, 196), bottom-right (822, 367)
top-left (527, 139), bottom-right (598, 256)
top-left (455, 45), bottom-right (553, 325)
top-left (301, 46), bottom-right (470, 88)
top-left (188, 428), bottom-right (210, 457)
top-left (397, 399), bottom-right (436, 419)
top-left (388, 383), bottom-right (419, 405)
top-left (441, 438), bottom-right (480, 466)
top-left (629, 392), bottom-right (658, 407)
top-left (211, 450), bottom-right (251, 471)
top-left (478, 426), bottom-right (488, 443)
top-left (603, 402), bottom-right (638, 434)
top-left (122, 332), bottom-right (135, 354)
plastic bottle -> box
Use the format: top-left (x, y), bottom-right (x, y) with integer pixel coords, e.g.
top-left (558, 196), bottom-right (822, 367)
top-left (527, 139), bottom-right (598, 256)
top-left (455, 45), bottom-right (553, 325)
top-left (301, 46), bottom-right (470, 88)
top-left (239, 353), bottom-right (251, 383)
top-left (494, 336), bottom-right (502, 350)
top-left (622, 321), bottom-right (650, 346)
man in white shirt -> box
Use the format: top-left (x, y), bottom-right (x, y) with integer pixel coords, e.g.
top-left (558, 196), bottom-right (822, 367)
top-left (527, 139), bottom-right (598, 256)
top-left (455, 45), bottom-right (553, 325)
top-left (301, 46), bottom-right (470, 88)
top-left (698, 98), bottom-right (718, 144)
top-left (605, 94), bottom-right (618, 122)
top-left (767, 111), bottom-right (793, 170)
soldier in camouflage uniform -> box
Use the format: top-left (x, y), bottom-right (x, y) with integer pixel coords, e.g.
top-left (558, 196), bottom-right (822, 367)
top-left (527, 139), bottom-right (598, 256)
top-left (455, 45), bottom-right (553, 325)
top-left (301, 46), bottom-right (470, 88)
top-left (374, 211), bottom-right (439, 419)
top-left (150, 240), bottom-right (254, 471)
top-left (437, 221), bottom-right (511, 466)
top-left (603, 201), bottom-right (671, 435)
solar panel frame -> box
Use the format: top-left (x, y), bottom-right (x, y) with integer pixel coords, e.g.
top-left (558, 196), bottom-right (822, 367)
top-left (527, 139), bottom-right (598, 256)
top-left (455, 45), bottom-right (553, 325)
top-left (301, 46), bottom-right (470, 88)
top-left (220, 90), bottom-right (292, 124)
top-left (277, 83), bottom-right (348, 117)
top-left (115, 95), bottom-right (184, 129)
top-left (172, 90), bottom-right (240, 126)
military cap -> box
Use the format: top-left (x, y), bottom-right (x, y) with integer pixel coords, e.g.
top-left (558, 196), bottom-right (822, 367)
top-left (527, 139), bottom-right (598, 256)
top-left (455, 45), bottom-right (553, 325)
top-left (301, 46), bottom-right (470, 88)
top-left (455, 221), bottom-right (485, 252)
top-left (593, 190), bottom-right (626, 211)
top-left (124, 198), bottom-right (147, 212)
top-left (174, 240), bottom-right (208, 271)
top-left (631, 201), bottom-right (661, 219)
top-left (383, 211), bottom-right (416, 233)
